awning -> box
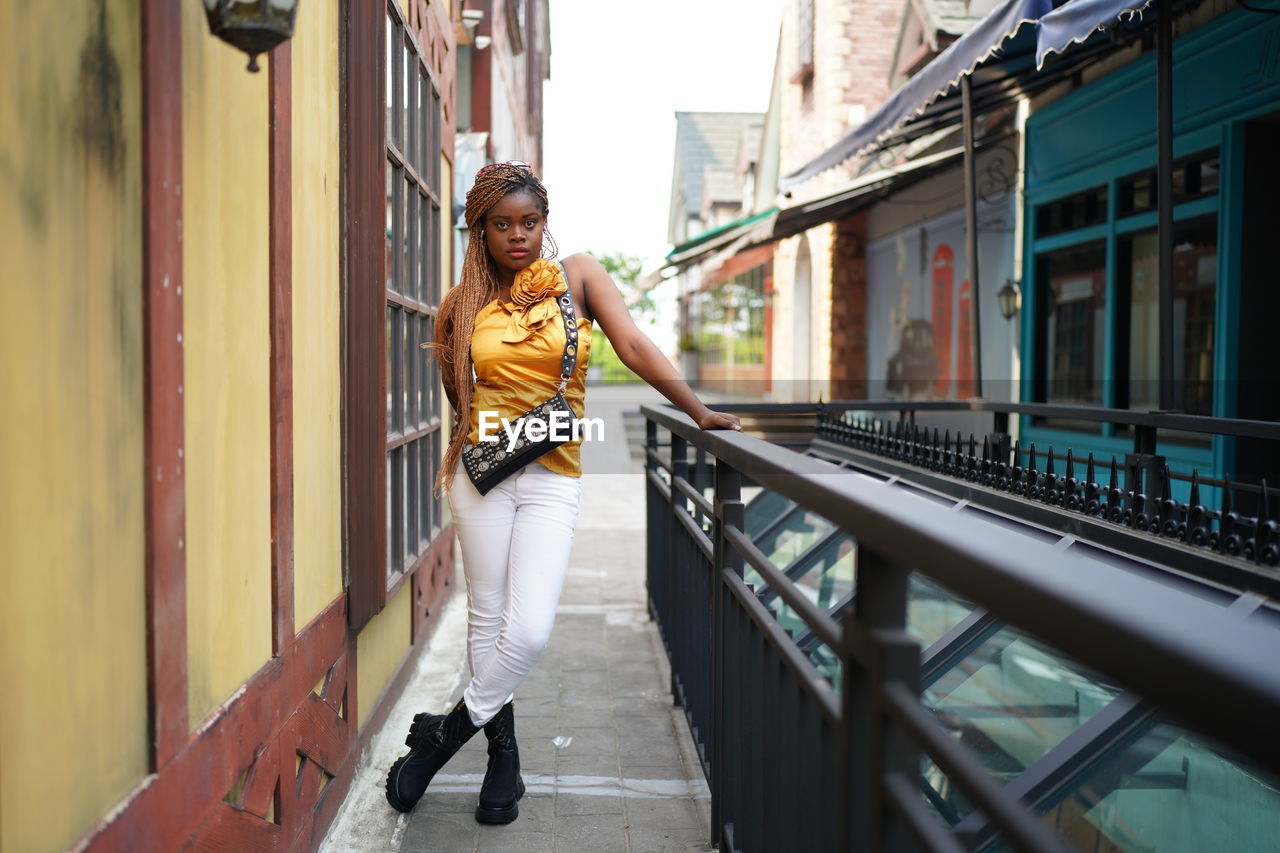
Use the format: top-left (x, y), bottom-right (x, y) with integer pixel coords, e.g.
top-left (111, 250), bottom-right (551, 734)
top-left (780, 0), bottom-right (1158, 188)
top-left (665, 207), bottom-right (778, 266)
top-left (661, 140), bottom-right (965, 273)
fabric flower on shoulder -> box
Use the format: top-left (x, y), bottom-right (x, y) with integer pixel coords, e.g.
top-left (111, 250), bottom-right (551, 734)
top-left (498, 257), bottom-right (568, 343)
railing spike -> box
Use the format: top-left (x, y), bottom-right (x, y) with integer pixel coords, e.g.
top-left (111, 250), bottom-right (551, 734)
top-left (1086, 452), bottom-right (1096, 485)
top-left (1065, 448), bottom-right (1075, 480)
top-left (1029, 443), bottom-right (1038, 472)
top-left (1189, 468), bottom-right (1200, 507)
top-left (1161, 464), bottom-right (1172, 503)
top-left (1109, 456), bottom-right (1119, 493)
top-left (1262, 478), bottom-right (1272, 522)
top-left (1045, 446), bottom-right (1055, 476)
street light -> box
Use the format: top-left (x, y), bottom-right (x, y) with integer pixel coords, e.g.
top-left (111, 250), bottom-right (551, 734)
top-left (997, 278), bottom-right (1022, 320)
top-left (204, 0), bottom-right (300, 73)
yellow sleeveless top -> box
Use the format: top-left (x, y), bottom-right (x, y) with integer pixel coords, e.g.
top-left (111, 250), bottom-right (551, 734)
top-left (466, 258), bottom-right (593, 477)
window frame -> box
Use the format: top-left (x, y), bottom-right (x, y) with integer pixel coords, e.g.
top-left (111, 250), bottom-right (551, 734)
top-left (344, 0), bottom-right (449, 630)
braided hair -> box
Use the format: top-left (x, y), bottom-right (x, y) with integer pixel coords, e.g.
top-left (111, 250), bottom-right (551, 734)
top-left (424, 163), bottom-right (558, 498)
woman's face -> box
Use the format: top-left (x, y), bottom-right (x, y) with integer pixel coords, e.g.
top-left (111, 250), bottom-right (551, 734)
top-left (484, 189), bottom-right (546, 279)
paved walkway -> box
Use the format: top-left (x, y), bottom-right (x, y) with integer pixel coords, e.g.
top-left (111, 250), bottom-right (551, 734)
top-left (321, 385), bottom-right (715, 853)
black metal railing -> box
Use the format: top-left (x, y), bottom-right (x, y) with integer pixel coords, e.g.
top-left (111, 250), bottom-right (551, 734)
top-left (643, 401), bottom-right (1280, 853)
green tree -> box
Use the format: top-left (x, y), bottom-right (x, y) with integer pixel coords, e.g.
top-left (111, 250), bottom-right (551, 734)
top-left (584, 250), bottom-right (650, 383)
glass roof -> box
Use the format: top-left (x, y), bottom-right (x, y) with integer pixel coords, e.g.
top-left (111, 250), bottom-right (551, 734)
top-left (736, 463), bottom-right (1280, 850)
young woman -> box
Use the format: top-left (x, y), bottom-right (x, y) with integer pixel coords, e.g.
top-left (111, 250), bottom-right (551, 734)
top-left (385, 161), bottom-right (742, 823)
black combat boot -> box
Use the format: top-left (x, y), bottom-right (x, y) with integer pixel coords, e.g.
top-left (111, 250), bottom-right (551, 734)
top-left (475, 700), bottom-right (525, 824)
top-left (385, 698), bottom-right (481, 813)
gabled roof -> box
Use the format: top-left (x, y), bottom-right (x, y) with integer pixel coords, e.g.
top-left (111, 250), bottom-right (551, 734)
top-left (668, 111), bottom-right (764, 243)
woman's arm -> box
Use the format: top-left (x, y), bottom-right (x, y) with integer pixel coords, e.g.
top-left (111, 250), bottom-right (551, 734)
top-left (572, 253), bottom-right (741, 432)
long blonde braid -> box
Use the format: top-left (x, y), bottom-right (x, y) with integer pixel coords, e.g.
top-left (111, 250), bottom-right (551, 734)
top-left (424, 164), bottom-right (557, 498)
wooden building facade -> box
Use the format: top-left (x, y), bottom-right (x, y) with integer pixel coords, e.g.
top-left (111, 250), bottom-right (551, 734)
top-left (0, 1), bottom-right (461, 850)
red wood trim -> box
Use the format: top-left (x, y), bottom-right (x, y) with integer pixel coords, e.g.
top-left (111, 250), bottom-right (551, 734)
top-left (270, 45), bottom-right (296, 651)
top-left (141, 0), bottom-right (189, 770)
top-left (344, 0), bottom-right (390, 631)
top-left (74, 597), bottom-right (349, 853)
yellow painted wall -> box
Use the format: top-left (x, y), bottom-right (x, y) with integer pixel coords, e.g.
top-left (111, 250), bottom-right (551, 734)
top-left (356, 583), bottom-right (412, 729)
top-left (182, 2), bottom-right (273, 726)
top-left (291, 0), bottom-right (344, 631)
top-left (0, 2), bottom-right (149, 850)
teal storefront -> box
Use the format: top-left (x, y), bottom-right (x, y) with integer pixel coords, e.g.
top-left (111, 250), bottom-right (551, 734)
top-left (1020, 0), bottom-right (1280, 493)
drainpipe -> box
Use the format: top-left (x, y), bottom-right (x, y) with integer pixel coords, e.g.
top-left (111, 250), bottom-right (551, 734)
top-left (1157, 0), bottom-right (1174, 410)
top-left (962, 75), bottom-right (984, 399)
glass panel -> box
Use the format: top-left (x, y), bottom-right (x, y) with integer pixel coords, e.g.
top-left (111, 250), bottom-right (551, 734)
top-left (430, 86), bottom-right (441, 189)
top-left (391, 168), bottom-right (403, 294)
top-left (399, 307), bottom-right (409, 428)
top-left (385, 306), bottom-right (394, 432)
top-left (404, 441), bottom-right (415, 563)
top-left (416, 64), bottom-right (426, 176)
top-left (907, 574), bottom-right (977, 650)
top-left (385, 452), bottom-right (395, 578)
top-left (407, 310), bottom-right (419, 426)
top-left (923, 626), bottom-right (1122, 821)
top-left (1036, 186), bottom-right (1108, 237)
top-left (1119, 216), bottom-right (1217, 416)
top-left (391, 308), bottom-right (405, 433)
top-left (407, 188), bottom-right (422, 300)
top-left (390, 446), bottom-right (404, 576)
top-left (1118, 149), bottom-right (1221, 216)
top-left (385, 14), bottom-right (395, 149)
top-left (427, 432), bottom-right (437, 545)
top-left (1036, 721), bottom-right (1280, 853)
top-left (744, 489), bottom-right (796, 538)
top-left (1036, 241), bottom-right (1107, 408)
top-left (423, 315), bottom-right (436, 417)
top-left (424, 199), bottom-right (436, 305)
top-left (385, 161), bottom-right (395, 292)
top-left (404, 39), bottom-right (416, 168)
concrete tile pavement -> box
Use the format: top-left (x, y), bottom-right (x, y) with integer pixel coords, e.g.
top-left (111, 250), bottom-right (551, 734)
top-left (321, 385), bottom-right (717, 853)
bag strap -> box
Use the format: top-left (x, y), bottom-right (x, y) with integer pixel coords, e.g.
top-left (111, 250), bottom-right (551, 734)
top-left (553, 259), bottom-right (579, 394)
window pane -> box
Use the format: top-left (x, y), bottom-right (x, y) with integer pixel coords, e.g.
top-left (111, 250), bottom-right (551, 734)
top-left (1036, 186), bottom-right (1108, 237)
top-left (422, 315), bottom-right (435, 418)
top-left (385, 161), bottom-right (394, 291)
top-left (404, 39), bottom-right (416, 168)
top-left (407, 188), bottom-right (422, 300)
top-left (386, 452), bottom-right (394, 578)
top-left (424, 432), bottom-right (435, 545)
top-left (385, 306), bottom-right (393, 431)
top-left (1036, 241), bottom-right (1107, 407)
top-left (390, 168), bottom-right (403, 294)
top-left (388, 446), bottom-right (404, 577)
top-left (1035, 721), bottom-right (1280, 853)
top-left (1119, 216), bottom-right (1217, 415)
top-left (392, 308), bottom-right (405, 433)
top-left (923, 626), bottom-right (1122, 822)
top-left (403, 307), bottom-right (412, 425)
top-left (426, 200), bottom-right (438, 306)
top-left (386, 16), bottom-right (400, 150)
top-left (401, 32), bottom-right (411, 157)
top-left (405, 441), bottom-right (416, 563)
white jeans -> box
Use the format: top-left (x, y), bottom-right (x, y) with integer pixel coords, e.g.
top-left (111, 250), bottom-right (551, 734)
top-left (447, 457), bottom-right (582, 727)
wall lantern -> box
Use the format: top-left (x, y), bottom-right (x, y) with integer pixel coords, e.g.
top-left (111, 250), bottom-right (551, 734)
top-left (203, 0), bottom-right (300, 73)
top-left (997, 278), bottom-right (1022, 320)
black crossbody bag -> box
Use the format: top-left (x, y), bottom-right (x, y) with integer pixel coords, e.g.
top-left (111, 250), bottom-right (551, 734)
top-left (461, 262), bottom-right (579, 496)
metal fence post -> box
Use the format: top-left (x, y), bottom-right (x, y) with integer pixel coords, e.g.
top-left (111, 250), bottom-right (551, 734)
top-left (842, 548), bottom-right (918, 852)
top-left (712, 457), bottom-right (743, 851)
top-left (670, 432), bottom-right (688, 704)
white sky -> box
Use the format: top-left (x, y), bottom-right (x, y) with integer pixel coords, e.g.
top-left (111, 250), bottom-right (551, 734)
top-left (542, 0), bottom-right (784, 273)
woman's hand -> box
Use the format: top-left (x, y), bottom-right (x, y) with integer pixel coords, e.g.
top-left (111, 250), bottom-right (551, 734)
top-left (697, 410), bottom-right (743, 432)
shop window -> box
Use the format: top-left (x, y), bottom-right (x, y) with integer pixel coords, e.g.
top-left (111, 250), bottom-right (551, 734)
top-left (1035, 185), bottom-right (1108, 238)
top-left (1034, 241), bottom-right (1107, 407)
top-left (1117, 149), bottom-right (1221, 216)
top-left (1115, 216), bottom-right (1218, 416)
